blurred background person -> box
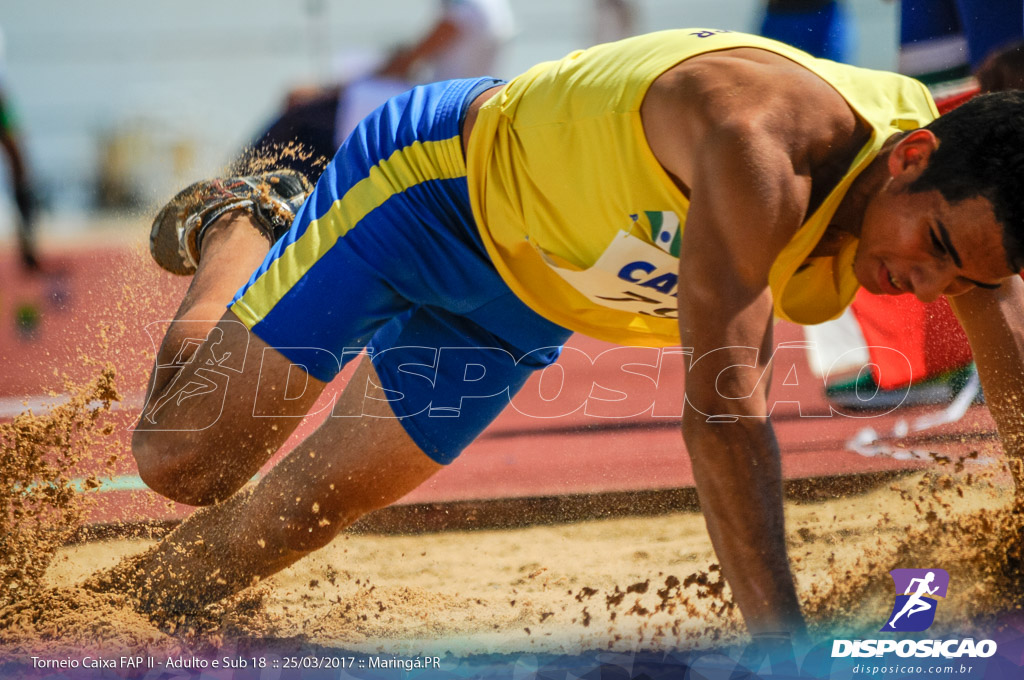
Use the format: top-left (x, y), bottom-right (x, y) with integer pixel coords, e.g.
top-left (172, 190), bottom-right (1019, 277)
top-left (976, 38), bottom-right (1024, 92)
top-left (897, 0), bottom-right (1023, 87)
top-left (0, 25), bottom-right (38, 271)
top-left (591, 0), bottom-right (638, 45)
top-left (239, 0), bottom-right (515, 180)
top-left (376, 0), bottom-right (515, 83)
top-left (758, 0), bottom-right (855, 62)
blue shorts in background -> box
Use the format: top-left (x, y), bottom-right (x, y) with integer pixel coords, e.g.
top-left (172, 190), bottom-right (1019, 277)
top-left (760, 1), bottom-right (854, 63)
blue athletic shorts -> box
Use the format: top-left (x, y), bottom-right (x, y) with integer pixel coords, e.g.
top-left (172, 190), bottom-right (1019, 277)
top-left (760, 1), bottom-right (853, 63)
top-left (900, 0), bottom-right (1023, 69)
top-left (229, 77), bottom-right (573, 464)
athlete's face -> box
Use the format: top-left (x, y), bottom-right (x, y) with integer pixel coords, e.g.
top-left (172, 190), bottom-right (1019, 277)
top-left (853, 133), bottom-right (1016, 302)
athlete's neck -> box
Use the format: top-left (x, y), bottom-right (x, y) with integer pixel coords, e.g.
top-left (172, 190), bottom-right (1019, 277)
top-left (828, 135), bottom-right (900, 240)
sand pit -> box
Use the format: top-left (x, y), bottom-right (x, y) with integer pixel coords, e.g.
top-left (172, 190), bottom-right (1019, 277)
top-left (2, 463), bottom-right (1022, 666)
top-left (2, 239), bottom-right (1023, 675)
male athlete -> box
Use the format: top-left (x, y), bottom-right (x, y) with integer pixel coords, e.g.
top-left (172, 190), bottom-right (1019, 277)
top-left (104, 29), bottom-right (1024, 638)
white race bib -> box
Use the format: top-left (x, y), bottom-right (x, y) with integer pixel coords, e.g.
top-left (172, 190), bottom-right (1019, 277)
top-left (537, 230), bottom-right (680, 320)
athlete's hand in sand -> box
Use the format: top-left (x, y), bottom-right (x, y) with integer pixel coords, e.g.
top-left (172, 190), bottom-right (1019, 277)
top-left (949, 282), bottom-right (1024, 498)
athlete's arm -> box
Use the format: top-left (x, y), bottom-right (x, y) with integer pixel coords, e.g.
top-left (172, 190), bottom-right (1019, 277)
top-left (641, 54), bottom-right (824, 636)
top-left (377, 16), bottom-right (461, 79)
top-left (949, 279), bottom-right (1024, 494)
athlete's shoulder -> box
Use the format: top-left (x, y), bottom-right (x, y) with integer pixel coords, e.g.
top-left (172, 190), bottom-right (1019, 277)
top-left (642, 46), bottom-right (863, 189)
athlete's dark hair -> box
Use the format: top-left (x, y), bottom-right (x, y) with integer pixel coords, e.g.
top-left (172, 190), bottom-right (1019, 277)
top-left (910, 90), bottom-right (1024, 273)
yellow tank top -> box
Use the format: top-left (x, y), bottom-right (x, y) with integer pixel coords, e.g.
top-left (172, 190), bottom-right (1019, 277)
top-left (465, 29), bottom-right (938, 345)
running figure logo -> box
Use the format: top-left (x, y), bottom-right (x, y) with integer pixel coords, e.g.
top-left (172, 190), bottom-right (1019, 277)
top-left (139, 321), bottom-right (248, 431)
top-left (881, 568), bottom-right (950, 632)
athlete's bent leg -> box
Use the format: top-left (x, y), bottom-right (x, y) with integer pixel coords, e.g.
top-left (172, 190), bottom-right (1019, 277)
top-left (93, 358), bottom-right (439, 615)
top-left (132, 212), bottom-right (326, 505)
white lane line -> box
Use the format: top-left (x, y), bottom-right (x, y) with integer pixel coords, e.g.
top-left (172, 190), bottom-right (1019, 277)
top-left (0, 392), bottom-right (148, 418)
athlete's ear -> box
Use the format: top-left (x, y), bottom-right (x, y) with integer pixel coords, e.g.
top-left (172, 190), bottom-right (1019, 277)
top-left (887, 129), bottom-right (939, 181)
